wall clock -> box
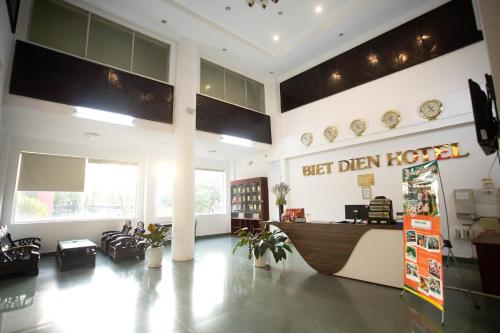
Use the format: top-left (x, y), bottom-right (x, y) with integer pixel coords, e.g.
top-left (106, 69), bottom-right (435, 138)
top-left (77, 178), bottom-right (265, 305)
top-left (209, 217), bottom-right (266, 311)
top-left (382, 110), bottom-right (400, 129)
top-left (323, 126), bottom-right (338, 142)
top-left (350, 119), bottom-right (367, 136)
top-left (419, 99), bottom-right (443, 120)
top-left (301, 132), bottom-right (313, 147)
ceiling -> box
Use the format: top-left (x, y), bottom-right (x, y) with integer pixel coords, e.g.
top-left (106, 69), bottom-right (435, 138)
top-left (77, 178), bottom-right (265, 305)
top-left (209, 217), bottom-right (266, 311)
top-left (77, 0), bottom-right (449, 80)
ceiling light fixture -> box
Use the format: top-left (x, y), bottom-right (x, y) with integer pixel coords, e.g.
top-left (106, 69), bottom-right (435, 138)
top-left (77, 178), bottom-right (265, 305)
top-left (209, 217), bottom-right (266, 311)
top-left (221, 135), bottom-right (252, 147)
top-left (315, 6), bottom-right (323, 14)
top-left (368, 54), bottom-right (379, 65)
top-left (331, 72), bottom-right (341, 80)
top-left (75, 107), bottom-right (135, 127)
top-left (161, 19), bottom-right (167, 24)
top-left (273, 34), bottom-right (280, 42)
top-left (246, 0), bottom-right (279, 10)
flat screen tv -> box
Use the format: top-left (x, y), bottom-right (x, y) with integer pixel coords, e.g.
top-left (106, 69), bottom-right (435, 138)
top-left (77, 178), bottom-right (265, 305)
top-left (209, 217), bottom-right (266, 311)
top-left (468, 74), bottom-right (498, 155)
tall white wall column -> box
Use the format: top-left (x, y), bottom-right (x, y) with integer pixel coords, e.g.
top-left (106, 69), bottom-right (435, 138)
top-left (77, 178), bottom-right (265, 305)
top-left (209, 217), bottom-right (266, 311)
top-left (172, 39), bottom-right (197, 261)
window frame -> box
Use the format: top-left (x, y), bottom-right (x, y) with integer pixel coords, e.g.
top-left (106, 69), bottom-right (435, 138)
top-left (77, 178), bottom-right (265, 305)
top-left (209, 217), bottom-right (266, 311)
top-left (26, 0), bottom-right (172, 84)
top-left (154, 166), bottom-right (227, 219)
top-left (12, 154), bottom-right (141, 224)
top-left (200, 59), bottom-right (266, 114)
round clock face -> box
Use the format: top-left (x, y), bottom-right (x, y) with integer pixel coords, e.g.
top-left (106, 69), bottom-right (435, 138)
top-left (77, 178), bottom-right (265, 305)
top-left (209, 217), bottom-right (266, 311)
top-left (301, 132), bottom-right (313, 147)
top-left (419, 99), bottom-right (443, 120)
top-left (350, 119), bottom-right (366, 136)
top-left (323, 126), bottom-right (338, 142)
top-left (382, 110), bottom-right (400, 128)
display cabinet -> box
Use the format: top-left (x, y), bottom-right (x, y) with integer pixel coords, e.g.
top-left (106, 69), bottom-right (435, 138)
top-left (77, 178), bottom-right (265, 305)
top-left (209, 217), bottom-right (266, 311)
top-left (230, 177), bottom-right (269, 234)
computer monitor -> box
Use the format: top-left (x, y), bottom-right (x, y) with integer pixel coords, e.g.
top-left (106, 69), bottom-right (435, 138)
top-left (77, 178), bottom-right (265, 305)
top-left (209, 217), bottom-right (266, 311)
top-left (345, 205), bottom-right (369, 221)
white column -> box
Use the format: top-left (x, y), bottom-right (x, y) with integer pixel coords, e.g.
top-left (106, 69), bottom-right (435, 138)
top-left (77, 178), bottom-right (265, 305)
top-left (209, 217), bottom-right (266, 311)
top-left (172, 39), bottom-right (197, 261)
top-left (477, 0), bottom-right (500, 94)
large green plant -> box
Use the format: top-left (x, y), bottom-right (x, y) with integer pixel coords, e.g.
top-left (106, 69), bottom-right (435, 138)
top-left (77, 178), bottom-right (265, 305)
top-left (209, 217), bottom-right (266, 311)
top-left (140, 224), bottom-right (169, 248)
top-left (233, 226), bottom-right (292, 263)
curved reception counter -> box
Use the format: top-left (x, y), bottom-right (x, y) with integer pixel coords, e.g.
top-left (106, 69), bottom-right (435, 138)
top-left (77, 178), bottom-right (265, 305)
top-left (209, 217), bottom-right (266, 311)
top-left (269, 222), bottom-right (404, 288)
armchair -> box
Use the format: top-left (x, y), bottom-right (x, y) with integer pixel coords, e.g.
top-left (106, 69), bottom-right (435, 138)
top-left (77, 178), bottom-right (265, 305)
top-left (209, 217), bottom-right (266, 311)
top-left (100, 220), bottom-right (132, 254)
top-left (0, 225), bottom-right (40, 278)
top-left (108, 222), bottom-right (147, 262)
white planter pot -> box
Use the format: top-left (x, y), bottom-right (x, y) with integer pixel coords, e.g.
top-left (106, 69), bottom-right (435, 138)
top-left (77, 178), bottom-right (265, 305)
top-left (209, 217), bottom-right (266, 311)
top-left (147, 247), bottom-right (164, 268)
top-left (254, 251), bottom-right (268, 268)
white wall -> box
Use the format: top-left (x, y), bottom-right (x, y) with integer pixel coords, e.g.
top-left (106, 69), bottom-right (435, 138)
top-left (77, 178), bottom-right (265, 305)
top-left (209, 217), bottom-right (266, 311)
top-left (271, 41), bottom-right (497, 258)
top-left (0, 2), bottom-right (14, 217)
top-left (233, 153), bottom-right (268, 180)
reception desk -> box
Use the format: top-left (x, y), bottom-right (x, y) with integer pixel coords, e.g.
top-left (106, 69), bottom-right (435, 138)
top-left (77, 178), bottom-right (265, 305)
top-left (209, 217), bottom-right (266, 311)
top-left (269, 222), bottom-right (404, 288)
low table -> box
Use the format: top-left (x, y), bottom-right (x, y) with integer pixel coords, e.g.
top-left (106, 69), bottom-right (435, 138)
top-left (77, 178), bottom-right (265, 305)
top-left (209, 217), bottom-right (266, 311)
top-left (56, 239), bottom-right (96, 271)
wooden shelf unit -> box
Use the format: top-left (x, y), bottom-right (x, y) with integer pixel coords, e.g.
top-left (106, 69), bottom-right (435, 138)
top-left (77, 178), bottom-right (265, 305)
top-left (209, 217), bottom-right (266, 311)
top-left (230, 177), bottom-right (269, 234)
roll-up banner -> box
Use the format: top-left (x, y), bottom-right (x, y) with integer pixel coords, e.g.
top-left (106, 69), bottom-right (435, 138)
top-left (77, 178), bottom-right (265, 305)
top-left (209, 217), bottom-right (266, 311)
top-left (402, 160), bottom-right (444, 312)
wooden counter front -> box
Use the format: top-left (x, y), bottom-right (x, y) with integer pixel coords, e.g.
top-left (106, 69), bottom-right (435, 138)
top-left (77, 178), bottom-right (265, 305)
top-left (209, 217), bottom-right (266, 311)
top-left (269, 222), bottom-right (402, 275)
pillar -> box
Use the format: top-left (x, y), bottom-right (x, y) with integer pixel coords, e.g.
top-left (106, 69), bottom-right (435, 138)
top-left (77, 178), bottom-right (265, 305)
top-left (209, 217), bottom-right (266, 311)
top-left (171, 39), bottom-right (197, 261)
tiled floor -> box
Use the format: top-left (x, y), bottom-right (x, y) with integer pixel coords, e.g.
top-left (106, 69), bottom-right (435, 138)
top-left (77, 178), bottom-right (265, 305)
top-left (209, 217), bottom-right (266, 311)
top-left (1, 236), bottom-right (499, 333)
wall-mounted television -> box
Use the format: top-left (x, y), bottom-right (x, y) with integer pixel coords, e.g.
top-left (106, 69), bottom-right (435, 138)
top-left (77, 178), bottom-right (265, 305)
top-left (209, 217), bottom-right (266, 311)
top-left (468, 74), bottom-right (498, 156)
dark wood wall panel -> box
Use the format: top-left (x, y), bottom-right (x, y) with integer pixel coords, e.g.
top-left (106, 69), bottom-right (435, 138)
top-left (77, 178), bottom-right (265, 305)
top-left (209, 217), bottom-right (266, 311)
top-left (196, 94), bottom-right (272, 144)
top-left (280, 0), bottom-right (483, 113)
top-left (10, 40), bottom-right (174, 124)
top-left (270, 222), bottom-right (402, 275)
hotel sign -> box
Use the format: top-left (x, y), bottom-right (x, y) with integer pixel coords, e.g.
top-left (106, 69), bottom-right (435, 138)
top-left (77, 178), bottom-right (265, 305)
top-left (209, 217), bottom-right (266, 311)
top-left (302, 143), bottom-right (469, 176)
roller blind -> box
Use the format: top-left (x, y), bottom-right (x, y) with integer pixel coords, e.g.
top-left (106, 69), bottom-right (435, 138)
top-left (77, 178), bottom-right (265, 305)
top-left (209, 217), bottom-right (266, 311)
top-left (17, 152), bottom-right (86, 192)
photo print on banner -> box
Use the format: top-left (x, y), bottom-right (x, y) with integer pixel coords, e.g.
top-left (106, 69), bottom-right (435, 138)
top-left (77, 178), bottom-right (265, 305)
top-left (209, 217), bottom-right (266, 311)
top-left (402, 160), bottom-right (444, 310)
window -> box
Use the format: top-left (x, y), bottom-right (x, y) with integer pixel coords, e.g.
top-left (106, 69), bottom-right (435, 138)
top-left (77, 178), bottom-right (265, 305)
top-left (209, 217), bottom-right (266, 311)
top-left (87, 15), bottom-right (133, 71)
top-left (29, 0), bottom-right (88, 56)
top-left (155, 164), bottom-right (174, 218)
top-left (15, 157), bottom-right (138, 222)
top-left (133, 33), bottom-right (170, 82)
top-left (155, 166), bottom-right (226, 217)
top-left (200, 59), bottom-right (266, 113)
top-left (195, 170), bottom-right (225, 215)
top-left (28, 0), bottom-right (170, 82)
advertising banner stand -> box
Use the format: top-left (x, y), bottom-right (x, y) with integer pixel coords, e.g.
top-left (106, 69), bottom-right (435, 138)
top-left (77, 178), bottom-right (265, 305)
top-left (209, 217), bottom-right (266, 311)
top-left (401, 160), bottom-right (445, 325)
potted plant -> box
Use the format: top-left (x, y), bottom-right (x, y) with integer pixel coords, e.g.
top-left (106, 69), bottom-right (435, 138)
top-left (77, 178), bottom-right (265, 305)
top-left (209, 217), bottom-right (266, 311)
top-left (233, 225), bottom-right (292, 267)
top-left (140, 224), bottom-right (169, 268)
top-left (271, 182), bottom-right (291, 221)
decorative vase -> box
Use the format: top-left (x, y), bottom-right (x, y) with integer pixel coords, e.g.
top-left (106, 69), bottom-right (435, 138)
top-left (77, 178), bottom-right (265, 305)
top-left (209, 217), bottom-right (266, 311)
top-left (147, 247), bottom-right (163, 268)
top-left (254, 251), bottom-right (268, 267)
top-left (278, 204), bottom-right (284, 221)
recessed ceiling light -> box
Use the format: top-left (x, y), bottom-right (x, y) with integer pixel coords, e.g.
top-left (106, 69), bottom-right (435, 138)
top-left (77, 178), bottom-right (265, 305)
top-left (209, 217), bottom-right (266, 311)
top-left (204, 84), bottom-right (211, 90)
top-left (338, 32), bottom-right (344, 37)
top-left (222, 48), bottom-right (227, 52)
top-left (273, 35), bottom-right (280, 42)
top-left (315, 6), bottom-right (323, 14)
top-left (161, 19), bottom-right (167, 24)
top-left (278, 11), bottom-right (283, 15)
top-left (269, 71), bottom-right (274, 74)
top-left (225, 6), bottom-right (231, 11)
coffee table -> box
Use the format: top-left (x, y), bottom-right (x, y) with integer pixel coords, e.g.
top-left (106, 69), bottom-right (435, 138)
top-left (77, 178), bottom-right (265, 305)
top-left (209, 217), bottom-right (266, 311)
top-left (56, 239), bottom-right (96, 271)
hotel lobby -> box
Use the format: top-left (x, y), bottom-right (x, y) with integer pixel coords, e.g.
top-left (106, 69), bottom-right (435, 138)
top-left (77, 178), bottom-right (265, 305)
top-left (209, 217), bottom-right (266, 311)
top-left (1, 0), bottom-right (500, 332)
